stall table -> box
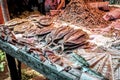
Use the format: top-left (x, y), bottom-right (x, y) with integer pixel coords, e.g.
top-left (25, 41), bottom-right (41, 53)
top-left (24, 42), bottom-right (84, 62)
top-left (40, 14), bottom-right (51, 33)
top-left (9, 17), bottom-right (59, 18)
top-left (0, 39), bottom-right (104, 80)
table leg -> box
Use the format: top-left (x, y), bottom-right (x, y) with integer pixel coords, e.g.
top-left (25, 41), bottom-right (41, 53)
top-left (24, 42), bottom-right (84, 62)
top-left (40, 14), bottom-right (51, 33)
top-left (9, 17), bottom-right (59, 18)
top-left (18, 60), bottom-right (22, 80)
top-left (6, 54), bottom-right (20, 80)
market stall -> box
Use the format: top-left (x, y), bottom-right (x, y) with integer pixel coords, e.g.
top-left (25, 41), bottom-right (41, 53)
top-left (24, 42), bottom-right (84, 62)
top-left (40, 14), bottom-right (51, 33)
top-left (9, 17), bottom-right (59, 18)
top-left (0, 0), bottom-right (120, 80)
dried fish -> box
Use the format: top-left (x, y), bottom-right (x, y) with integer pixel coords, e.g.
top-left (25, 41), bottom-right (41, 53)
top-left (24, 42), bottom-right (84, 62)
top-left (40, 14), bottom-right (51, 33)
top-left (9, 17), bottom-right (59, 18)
top-left (13, 22), bottom-right (34, 33)
top-left (50, 26), bottom-right (73, 43)
top-left (76, 48), bottom-right (120, 80)
top-left (35, 24), bottom-right (55, 36)
top-left (39, 16), bottom-right (53, 26)
top-left (63, 29), bottom-right (89, 49)
top-left (58, 0), bottom-right (110, 28)
top-left (5, 18), bottom-right (29, 27)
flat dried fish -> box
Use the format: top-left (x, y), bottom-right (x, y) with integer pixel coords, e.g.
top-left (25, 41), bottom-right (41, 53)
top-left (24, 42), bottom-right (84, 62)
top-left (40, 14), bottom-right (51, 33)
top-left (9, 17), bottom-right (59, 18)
top-left (27, 14), bottom-right (41, 21)
top-left (51, 26), bottom-right (73, 43)
top-left (35, 24), bottom-right (55, 36)
top-left (76, 48), bottom-right (120, 80)
top-left (39, 16), bottom-right (53, 26)
top-left (13, 22), bottom-right (33, 33)
top-left (64, 29), bottom-right (89, 44)
top-left (5, 18), bottom-right (29, 27)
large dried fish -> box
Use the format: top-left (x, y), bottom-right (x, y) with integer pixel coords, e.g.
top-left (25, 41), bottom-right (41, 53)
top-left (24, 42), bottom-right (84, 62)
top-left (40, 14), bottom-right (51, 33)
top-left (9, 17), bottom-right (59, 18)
top-left (64, 29), bottom-right (89, 44)
top-left (51, 26), bottom-right (73, 43)
top-left (35, 24), bottom-right (55, 36)
top-left (76, 48), bottom-right (120, 80)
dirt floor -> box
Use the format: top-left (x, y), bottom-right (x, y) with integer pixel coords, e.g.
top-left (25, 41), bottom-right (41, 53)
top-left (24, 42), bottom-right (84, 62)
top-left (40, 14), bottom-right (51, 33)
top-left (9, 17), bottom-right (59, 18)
top-left (0, 63), bottom-right (9, 80)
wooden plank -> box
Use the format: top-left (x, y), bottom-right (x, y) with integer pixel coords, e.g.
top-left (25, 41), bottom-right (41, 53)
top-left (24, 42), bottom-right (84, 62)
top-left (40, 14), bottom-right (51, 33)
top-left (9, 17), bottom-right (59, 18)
top-left (0, 6), bottom-right (4, 24)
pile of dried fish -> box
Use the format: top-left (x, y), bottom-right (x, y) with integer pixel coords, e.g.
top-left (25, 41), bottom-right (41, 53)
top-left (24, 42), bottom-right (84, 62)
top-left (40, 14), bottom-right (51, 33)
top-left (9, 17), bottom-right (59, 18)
top-left (0, 25), bottom-right (17, 43)
top-left (2, 15), bottom-right (54, 47)
top-left (92, 19), bottom-right (120, 38)
top-left (58, 0), bottom-right (110, 28)
top-left (45, 26), bottom-right (89, 53)
top-left (2, 14), bottom-right (90, 57)
top-left (0, 17), bottom-right (106, 79)
top-left (5, 14), bottom-right (89, 52)
top-left (0, 23), bottom-right (107, 79)
top-left (75, 47), bottom-right (120, 80)
top-left (1, 12), bottom-right (120, 80)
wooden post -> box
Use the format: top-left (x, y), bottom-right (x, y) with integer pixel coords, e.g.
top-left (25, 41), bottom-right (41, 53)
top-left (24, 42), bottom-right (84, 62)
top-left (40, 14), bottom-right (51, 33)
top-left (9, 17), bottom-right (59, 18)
top-left (0, 0), bottom-right (10, 22)
top-left (0, 0), bottom-right (20, 80)
top-left (6, 54), bottom-right (21, 80)
top-left (0, 5), bottom-right (4, 24)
